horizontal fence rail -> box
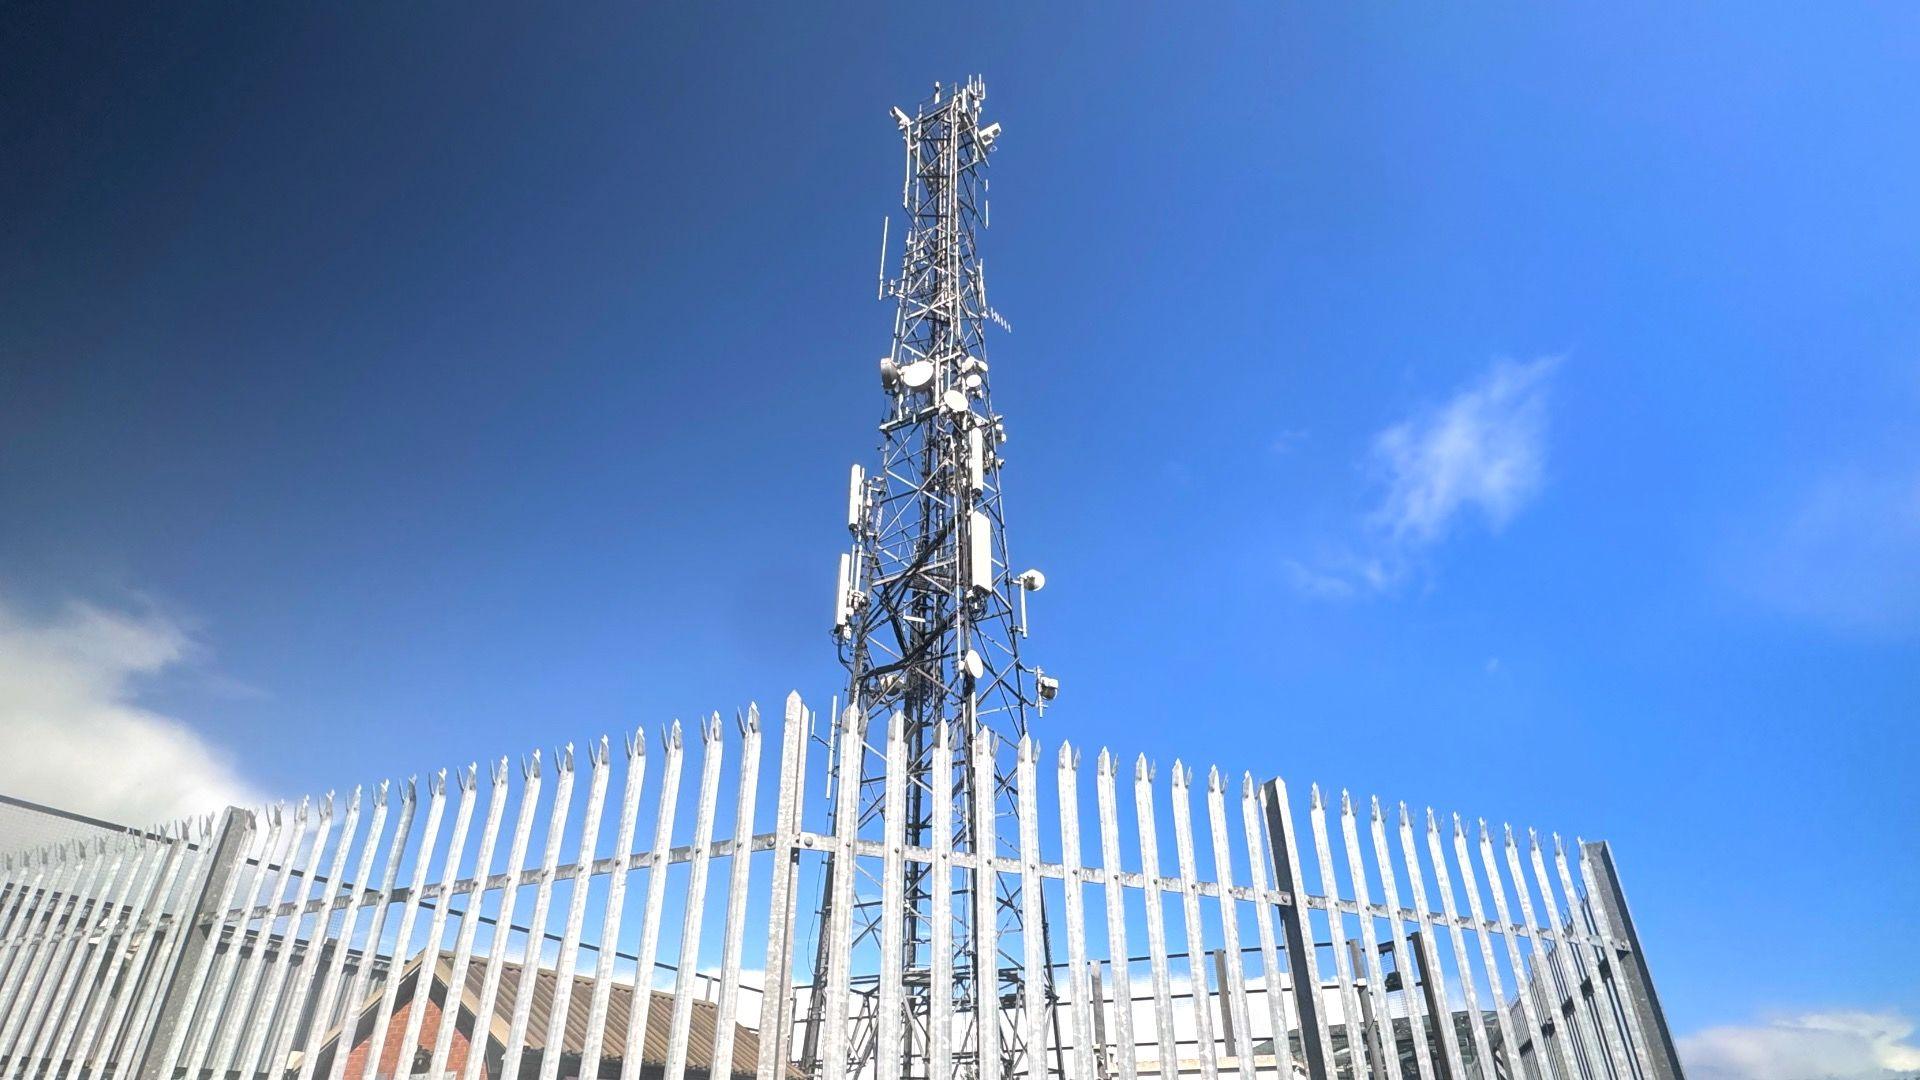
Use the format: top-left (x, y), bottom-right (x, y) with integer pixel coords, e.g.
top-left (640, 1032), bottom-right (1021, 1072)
top-left (0, 693), bottom-right (1678, 1080)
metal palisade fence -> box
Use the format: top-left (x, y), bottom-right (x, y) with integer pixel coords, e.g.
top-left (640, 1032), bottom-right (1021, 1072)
top-left (0, 694), bottom-right (1682, 1080)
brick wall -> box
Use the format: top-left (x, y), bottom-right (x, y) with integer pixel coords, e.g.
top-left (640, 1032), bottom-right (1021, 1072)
top-left (341, 995), bottom-right (479, 1080)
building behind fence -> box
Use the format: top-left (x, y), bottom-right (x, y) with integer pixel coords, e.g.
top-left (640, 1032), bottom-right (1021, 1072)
top-left (0, 693), bottom-right (1680, 1080)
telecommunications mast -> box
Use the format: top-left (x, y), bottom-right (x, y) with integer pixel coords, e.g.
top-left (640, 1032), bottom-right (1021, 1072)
top-left (812, 76), bottom-right (1057, 1078)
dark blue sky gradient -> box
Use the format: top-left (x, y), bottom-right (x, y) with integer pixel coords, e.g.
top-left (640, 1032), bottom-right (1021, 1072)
top-left (3, 4), bottom-right (1916, 1033)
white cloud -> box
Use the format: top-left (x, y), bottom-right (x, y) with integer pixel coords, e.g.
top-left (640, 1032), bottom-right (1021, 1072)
top-left (0, 593), bottom-right (262, 826)
top-left (1680, 1010), bottom-right (1920, 1080)
top-left (1370, 356), bottom-right (1558, 545)
top-left (1291, 357), bottom-right (1559, 595)
top-left (1284, 559), bottom-right (1359, 599)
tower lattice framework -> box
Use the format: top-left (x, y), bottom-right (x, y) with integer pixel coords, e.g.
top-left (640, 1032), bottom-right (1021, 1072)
top-left (811, 77), bottom-right (1058, 1079)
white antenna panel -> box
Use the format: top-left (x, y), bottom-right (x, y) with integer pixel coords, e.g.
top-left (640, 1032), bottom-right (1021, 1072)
top-left (834, 553), bottom-right (853, 633)
top-left (967, 428), bottom-right (985, 492)
top-left (847, 464), bottom-right (866, 533)
top-left (969, 509), bottom-right (993, 592)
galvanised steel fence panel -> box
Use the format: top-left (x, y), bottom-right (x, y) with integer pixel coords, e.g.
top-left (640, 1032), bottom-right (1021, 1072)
top-left (0, 693), bottom-right (1680, 1080)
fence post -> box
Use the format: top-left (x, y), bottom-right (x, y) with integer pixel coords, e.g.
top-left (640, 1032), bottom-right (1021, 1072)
top-left (1347, 940), bottom-right (1390, 1079)
top-left (1407, 932), bottom-right (1453, 1080)
top-left (1088, 961), bottom-right (1108, 1071)
top-left (1261, 781), bottom-right (1330, 1080)
top-left (133, 806), bottom-right (255, 1080)
top-left (1581, 840), bottom-right (1683, 1080)
top-left (1210, 950), bottom-right (1236, 1053)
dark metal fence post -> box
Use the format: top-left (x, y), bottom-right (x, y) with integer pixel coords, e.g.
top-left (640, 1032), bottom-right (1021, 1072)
top-left (133, 806), bottom-right (254, 1080)
top-left (1262, 781), bottom-right (1330, 1080)
top-left (1582, 840), bottom-right (1684, 1080)
top-left (1347, 940), bottom-right (1389, 1079)
top-left (1210, 949), bottom-right (1237, 1053)
top-left (1409, 931), bottom-right (1455, 1080)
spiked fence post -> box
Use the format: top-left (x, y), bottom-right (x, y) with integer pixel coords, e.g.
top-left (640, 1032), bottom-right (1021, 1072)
top-left (134, 805), bottom-right (254, 1080)
top-left (1582, 840), bottom-right (1683, 1079)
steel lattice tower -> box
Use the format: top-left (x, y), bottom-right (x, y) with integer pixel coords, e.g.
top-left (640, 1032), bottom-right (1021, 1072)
top-left (810, 77), bottom-right (1057, 1079)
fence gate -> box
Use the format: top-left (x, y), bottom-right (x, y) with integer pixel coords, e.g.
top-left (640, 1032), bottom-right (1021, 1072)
top-left (0, 693), bottom-right (1681, 1080)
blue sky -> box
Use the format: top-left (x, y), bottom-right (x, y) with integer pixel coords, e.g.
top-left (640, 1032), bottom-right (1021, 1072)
top-left (2, 5), bottom-right (1917, 1075)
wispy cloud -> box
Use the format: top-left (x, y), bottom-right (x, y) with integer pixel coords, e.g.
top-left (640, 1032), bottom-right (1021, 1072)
top-left (1371, 357), bottom-right (1558, 544)
top-left (1291, 356), bottom-right (1560, 595)
top-left (1740, 466), bottom-right (1920, 636)
top-left (1680, 1010), bottom-right (1920, 1080)
top-left (0, 592), bottom-right (262, 826)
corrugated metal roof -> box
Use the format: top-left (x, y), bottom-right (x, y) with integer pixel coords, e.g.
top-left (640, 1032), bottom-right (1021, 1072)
top-left (318, 951), bottom-right (792, 1078)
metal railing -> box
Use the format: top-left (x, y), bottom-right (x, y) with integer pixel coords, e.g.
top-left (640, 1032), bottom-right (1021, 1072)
top-left (0, 693), bottom-right (1680, 1080)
